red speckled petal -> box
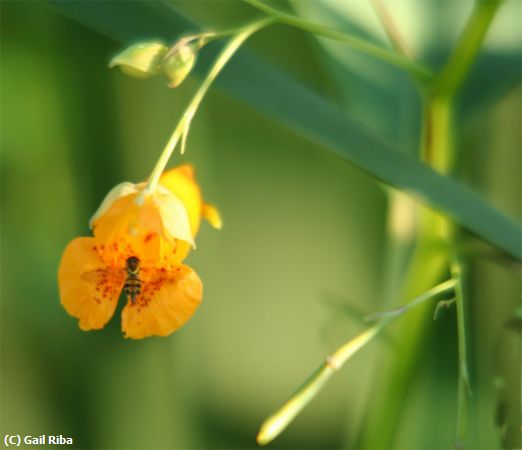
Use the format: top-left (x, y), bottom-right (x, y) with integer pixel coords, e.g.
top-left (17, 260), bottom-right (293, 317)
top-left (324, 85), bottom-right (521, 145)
top-left (58, 237), bottom-right (125, 331)
top-left (121, 265), bottom-right (202, 339)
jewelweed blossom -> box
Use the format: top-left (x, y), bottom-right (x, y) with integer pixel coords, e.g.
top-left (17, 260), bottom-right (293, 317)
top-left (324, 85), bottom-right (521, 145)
top-left (58, 165), bottom-right (221, 339)
top-left (89, 164), bottom-right (221, 267)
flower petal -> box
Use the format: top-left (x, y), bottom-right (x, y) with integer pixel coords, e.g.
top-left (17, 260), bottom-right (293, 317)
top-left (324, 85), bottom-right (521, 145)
top-left (154, 186), bottom-right (194, 247)
top-left (58, 237), bottom-right (124, 331)
top-left (89, 182), bottom-right (140, 229)
top-left (159, 165), bottom-right (202, 234)
top-left (92, 194), bottom-right (139, 248)
top-left (121, 265), bottom-right (202, 339)
top-left (92, 194), bottom-right (162, 266)
top-left (202, 202), bottom-right (222, 229)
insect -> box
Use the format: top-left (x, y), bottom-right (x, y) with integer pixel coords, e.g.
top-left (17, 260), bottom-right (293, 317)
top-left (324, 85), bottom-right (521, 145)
top-left (66, 237), bottom-right (203, 338)
top-left (123, 256), bottom-right (141, 303)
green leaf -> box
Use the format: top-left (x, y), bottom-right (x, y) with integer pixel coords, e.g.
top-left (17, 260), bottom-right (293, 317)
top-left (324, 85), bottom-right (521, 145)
top-left (461, 52), bottom-right (521, 114)
top-left (48, 0), bottom-right (522, 260)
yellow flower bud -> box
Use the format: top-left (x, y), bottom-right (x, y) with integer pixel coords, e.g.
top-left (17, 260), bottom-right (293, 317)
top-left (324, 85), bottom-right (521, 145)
top-left (109, 42), bottom-right (168, 79)
top-left (161, 38), bottom-right (198, 88)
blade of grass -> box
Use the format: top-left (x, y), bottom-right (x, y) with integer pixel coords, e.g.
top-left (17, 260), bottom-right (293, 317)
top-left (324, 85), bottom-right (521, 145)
top-left (48, 0), bottom-right (522, 261)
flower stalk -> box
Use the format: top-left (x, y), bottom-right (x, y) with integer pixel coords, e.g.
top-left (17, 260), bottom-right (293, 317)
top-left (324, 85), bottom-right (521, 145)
top-left (144, 17), bottom-right (274, 195)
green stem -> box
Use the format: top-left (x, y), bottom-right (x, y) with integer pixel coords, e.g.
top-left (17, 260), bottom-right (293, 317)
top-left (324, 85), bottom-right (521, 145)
top-left (422, 96), bottom-right (454, 173)
top-left (451, 254), bottom-right (472, 449)
top-left (369, 0), bottom-right (413, 59)
top-left (359, 3), bottom-right (504, 445)
top-left (433, 0), bottom-right (504, 98)
top-left (144, 17), bottom-right (274, 194)
top-left (365, 278), bottom-right (456, 321)
top-left (257, 324), bottom-right (383, 446)
top-left (357, 240), bottom-right (449, 448)
top-left (243, 0), bottom-right (433, 83)
top-left (427, 4), bottom-right (503, 440)
top-left (257, 279), bottom-right (457, 446)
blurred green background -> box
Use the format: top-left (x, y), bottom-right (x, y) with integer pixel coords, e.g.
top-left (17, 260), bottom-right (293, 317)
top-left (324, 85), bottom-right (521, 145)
top-left (1, 1), bottom-right (520, 449)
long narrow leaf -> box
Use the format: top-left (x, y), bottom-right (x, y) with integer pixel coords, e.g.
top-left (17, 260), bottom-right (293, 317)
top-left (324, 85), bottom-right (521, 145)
top-left (48, 0), bottom-right (522, 260)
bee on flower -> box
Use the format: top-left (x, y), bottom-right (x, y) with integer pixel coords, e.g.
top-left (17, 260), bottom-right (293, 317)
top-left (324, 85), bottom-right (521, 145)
top-left (58, 165), bottom-right (221, 339)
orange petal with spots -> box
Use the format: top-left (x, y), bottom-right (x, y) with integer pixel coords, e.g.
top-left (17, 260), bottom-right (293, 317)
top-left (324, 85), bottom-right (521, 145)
top-left (92, 193), bottom-right (165, 266)
top-left (92, 194), bottom-right (141, 263)
top-left (92, 189), bottom-right (194, 266)
top-left (58, 237), bottom-right (125, 331)
top-left (121, 264), bottom-right (202, 339)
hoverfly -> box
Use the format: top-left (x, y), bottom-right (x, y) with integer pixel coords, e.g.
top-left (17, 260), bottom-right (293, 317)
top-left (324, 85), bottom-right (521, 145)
top-left (123, 256), bottom-right (141, 303)
top-left (81, 255), bottom-right (144, 304)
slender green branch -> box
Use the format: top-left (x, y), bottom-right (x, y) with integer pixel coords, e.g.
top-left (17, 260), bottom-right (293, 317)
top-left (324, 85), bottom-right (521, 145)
top-left (370, 0), bottom-right (413, 59)
top-left (257, 279), bottom-right (457, 446)
top-left (451, 254), bottom-right (472, 449)
top-left (257, 324), bottom-right (384, 446)
top-left (365, 278), bottom-right (456, 321)
top-left (433, 0), bottom-right (504, 97)
top-left (243, 0), bottom-right (433, 83)
top-left (434, 298), bottom-right (456, 320)
top-left (144, 17), bottom-right (274, 194)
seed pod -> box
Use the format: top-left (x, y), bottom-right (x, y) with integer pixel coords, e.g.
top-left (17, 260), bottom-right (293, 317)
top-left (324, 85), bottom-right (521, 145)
top-left (109, 42), bottom-right (168, 79)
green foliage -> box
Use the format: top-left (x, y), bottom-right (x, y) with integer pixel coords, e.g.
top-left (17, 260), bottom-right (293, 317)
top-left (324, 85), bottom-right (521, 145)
top-left (49, 0), bottom-right (522, 260)
top-left (2, 1), bottom-right (520, 449)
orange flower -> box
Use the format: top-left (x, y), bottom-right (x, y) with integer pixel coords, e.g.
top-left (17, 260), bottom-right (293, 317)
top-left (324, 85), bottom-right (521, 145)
top-left (58, 164), bottom-right (221, 339)
top-left (89, 165), bottom-right (221, 267)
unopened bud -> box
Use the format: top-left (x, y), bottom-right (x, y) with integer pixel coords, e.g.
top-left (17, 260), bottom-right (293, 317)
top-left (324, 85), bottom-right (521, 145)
top-left (109, 42), bottom-right (168, 79)
top-left (161, 37), bottom-right (200, 88)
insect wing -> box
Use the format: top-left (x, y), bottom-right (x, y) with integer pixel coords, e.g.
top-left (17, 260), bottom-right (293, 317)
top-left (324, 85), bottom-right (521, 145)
top-left (81, 267), bottom-right (123, 284)
top-left (58, 237), bottom-right (125, 331)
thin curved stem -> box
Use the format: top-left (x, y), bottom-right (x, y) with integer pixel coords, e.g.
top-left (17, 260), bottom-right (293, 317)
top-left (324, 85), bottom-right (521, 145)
top-left (145, 17), bottom-right (275, 194)
top-left (244, 0), bottom-right (433, 83)
top-left (365, 278), bottom-right (456, 321)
